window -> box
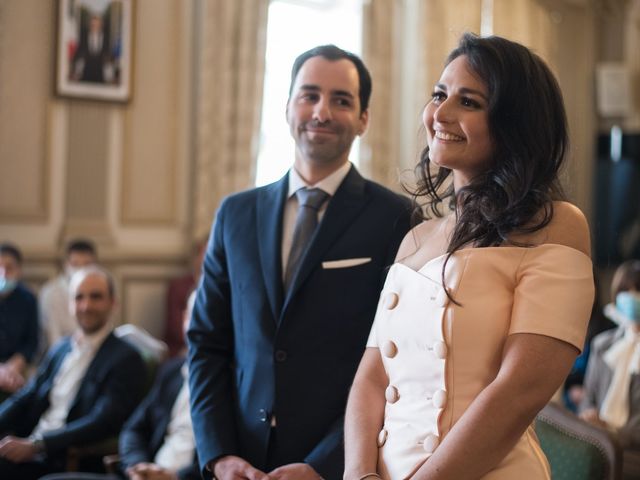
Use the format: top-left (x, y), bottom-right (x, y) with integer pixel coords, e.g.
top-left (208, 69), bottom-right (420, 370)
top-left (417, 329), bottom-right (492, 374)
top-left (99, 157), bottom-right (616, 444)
top-left (255, 0), bottom-right (363, 186)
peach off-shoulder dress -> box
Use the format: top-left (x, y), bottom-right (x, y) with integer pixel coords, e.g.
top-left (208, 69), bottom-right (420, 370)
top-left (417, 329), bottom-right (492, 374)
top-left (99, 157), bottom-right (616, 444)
top-left (366, 244), bottom-right (594, 479)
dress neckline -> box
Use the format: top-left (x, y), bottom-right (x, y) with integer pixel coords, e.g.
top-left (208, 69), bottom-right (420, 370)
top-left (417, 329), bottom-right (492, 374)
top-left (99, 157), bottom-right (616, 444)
top-left (394, 243), bottom-right (591, 275)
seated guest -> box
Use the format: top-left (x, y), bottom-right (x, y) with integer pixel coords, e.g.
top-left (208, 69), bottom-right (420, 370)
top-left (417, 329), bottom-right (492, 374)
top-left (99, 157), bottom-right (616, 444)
top-left (564, 275), bottom-right (616, 412)
top-left (119, 290), bottom-right (198, 480)
top-left (164, 238), bottom-right (206, 357)
top-left (0, 242), bottom-right (39, 395)
top-left (40, 239), bottom-right (98, 348)
top-left (0, 266), bottom-right (146, 480)
top-left (39, 292), bottom-right (199, 480)
top-left (579, 259), bottom-right (640, 479)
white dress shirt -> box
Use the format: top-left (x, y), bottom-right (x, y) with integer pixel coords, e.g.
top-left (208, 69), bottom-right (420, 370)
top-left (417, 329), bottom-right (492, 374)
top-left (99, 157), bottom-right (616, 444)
top-left (31, 323), bottom-right (112, 437)
top-left (39, 275), bottom-right (77, 347)
top-left (281, 161), bottom-right (352, 276)
top-left (154, 364), bottom-right (196, 471)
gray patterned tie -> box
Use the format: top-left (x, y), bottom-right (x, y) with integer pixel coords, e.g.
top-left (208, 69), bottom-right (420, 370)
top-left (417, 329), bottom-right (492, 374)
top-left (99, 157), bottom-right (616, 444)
top-left (284, 187), bottom-right (329, 291)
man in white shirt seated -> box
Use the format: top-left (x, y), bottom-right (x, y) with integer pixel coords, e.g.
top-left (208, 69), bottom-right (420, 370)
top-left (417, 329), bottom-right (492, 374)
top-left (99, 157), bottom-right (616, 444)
top-left (39, 293), bottom-right (199, 480)
top-left (39, 239), bottom-right (98, 350)
top-left (0, 266), bottom-right (146, 479)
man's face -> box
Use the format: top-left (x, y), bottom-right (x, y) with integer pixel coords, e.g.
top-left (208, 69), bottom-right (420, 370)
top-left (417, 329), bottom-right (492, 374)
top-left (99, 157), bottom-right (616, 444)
top-left (286, 56), bottom-right (368, 170)
top-left (71, 273), bottom-right (114, 334)
top-left (0, 254), bottom-right (20, 282)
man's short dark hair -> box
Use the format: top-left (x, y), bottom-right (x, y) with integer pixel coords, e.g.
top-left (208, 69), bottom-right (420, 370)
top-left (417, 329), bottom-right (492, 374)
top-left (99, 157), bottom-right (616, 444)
top-left (65, 238), bottom-right (97, 258)
top-left (288, 44), bottom-right (372, 113)
top-left (0, 242), bottom-right (23, 265)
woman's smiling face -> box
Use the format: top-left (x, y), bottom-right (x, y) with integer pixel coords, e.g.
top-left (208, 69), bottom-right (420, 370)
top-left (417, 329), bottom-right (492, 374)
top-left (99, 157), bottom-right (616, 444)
top-left (423, 55), bottom-right (494, 189)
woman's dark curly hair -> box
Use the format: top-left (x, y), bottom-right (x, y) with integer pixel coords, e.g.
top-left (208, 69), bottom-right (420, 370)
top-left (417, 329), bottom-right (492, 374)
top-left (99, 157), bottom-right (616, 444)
top-left (413, 33), bottom-right (569, 297)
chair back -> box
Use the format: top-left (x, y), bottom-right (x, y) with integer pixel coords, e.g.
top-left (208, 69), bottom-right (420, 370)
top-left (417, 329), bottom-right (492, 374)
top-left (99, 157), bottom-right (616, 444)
top-left (535, 402), bottom-right (623, 480)
top-left (114, 324), bottom-right (168, 393)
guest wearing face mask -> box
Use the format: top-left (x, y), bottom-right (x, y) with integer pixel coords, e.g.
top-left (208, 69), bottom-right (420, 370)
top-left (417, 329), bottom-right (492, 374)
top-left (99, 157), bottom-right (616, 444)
top-left (0, 242), bottom-right (38, 396)
top-left (39, 239), bottom-right (98, 350)
top-left (580, 259), bottom-right (640, 479)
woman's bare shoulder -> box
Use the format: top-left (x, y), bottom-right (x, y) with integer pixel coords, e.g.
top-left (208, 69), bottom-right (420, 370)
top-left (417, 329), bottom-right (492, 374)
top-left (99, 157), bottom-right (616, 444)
top-left (523, 201), bottom-right (591, 257)
top-left (395, 216), bottom-right (450, 266)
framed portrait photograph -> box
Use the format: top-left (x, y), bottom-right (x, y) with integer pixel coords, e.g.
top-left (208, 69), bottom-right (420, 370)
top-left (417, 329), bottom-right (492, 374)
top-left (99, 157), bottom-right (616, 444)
top-left (56, 0), bottom-right (134, 102)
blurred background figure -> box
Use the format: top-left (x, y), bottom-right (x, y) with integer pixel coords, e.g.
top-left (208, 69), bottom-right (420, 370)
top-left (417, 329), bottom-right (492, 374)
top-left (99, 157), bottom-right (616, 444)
top-left (164, 237), bottom-right (206, 358)
top-left (563, 273), bottom-right (616, 412)
top-left (39, 239), bottom-right (98, 350)
top-left (0, 266), bottom-right (146, 480)
top-left (579, 259), bottom-right (640, 479)
top-left (0, 242), bottom-right (38, 398)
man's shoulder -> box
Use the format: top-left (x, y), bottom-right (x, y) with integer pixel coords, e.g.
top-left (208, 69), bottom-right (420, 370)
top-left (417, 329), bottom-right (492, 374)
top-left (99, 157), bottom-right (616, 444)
top-left (101, 333), bottom-right (146, 363)
top-left (362, 179), bottom-right (412, 214)
top-left (9, 283), bottom-right (37, 305)
top-left (218, 181), bottom-right (281, 211)
top-left (40, 275), bottom-right (67, 298)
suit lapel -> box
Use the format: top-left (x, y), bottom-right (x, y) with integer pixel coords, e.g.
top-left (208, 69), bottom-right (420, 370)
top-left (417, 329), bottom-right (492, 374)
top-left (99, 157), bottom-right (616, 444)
top-left (68, 334), bottom-right (114, 415)
top-left (256, 174), bottom-right (288, 322)
top-left (44, 339), bottom-right (73, 394)
top-left (283, 167), bottom-right (369, 310)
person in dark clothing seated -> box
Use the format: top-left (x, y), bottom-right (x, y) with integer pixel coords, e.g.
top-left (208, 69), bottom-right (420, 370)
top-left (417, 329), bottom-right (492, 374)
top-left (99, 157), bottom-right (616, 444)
top-left (0, 242), bottom-right (39, 396)
top-left (40, 291), bottom-right (199, 480)
top-left (0, 266), bottom-right (146, 480)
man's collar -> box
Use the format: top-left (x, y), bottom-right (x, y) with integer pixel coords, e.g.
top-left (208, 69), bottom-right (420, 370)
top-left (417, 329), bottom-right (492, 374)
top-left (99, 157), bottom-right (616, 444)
top-left (287, 161), bottom-right (352, 198)
top-left (72, 320), bottom-right (112, 352)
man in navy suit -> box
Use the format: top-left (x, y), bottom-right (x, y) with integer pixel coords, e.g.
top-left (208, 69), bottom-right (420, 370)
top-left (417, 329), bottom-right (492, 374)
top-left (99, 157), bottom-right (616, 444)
top-left (188, 45), bottom-right (411, 480)
top-left (0, 266), bottom-right (146, 479)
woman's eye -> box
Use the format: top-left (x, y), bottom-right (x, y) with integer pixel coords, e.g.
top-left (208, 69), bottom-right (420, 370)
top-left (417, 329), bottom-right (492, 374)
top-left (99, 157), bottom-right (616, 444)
top-left (461, 97), bottom-right (480, 108)
top-left (431, 91), bottom-right (445, 103)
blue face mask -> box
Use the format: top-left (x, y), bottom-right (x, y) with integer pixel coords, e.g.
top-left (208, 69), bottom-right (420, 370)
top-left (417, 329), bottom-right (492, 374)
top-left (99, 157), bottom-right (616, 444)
top-left (0, 277), bottom-right (17, 295)
top-left (616, 291), bottom-right (640, 323)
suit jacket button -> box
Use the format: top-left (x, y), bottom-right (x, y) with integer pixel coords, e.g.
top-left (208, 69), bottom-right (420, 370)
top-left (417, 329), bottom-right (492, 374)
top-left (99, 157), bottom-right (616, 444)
top-left (259, 409), bottom-right (268, 422)
top-left (275, 350), bottom-right (288, 362)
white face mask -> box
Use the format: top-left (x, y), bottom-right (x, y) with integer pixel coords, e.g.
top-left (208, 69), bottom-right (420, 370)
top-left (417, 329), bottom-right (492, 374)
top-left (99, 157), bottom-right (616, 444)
top-left (616, 291), bottom-right (640, 323)
top-left (0, 277), bottom-right (17, 295)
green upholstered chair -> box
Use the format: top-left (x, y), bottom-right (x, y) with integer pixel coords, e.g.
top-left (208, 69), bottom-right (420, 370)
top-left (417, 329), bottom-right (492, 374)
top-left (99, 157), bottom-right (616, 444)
top-left (535, 402), bottom-right (622, 480)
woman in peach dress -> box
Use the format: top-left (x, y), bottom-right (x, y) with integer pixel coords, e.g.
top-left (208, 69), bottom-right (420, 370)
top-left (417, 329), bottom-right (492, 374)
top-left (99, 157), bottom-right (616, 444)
top-left (344, 34), bottom-right (594, 480)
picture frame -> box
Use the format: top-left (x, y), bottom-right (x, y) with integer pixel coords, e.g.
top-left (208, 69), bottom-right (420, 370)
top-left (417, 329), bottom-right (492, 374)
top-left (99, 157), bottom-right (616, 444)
top-left (55, 0), bottom-right (134, 102)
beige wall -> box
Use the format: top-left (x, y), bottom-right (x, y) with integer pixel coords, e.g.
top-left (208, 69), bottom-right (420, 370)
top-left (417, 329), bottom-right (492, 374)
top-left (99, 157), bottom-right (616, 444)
top-left (0, 0), bottom-right (196, 333)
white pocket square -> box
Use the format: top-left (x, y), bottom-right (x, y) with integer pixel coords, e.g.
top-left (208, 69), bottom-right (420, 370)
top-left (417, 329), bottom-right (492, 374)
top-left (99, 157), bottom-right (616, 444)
top-left (322, 258), bottom-right (372, 269)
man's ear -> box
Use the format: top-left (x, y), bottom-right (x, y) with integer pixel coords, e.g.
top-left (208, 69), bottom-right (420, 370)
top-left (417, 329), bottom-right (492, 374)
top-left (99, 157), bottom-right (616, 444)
top-left (358, 110), bottom-right (369, 136)
top-left (285, 99), bottom-right (291, 124)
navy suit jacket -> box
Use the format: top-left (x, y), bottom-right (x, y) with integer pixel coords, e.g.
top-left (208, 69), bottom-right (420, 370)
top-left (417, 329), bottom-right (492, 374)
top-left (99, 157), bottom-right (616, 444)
top-left (188, 166), bottom-right (411, 479)
top-left (119, 356), bottom-right (200, 480)
top-left (0, 332), bottom-right (146, 459)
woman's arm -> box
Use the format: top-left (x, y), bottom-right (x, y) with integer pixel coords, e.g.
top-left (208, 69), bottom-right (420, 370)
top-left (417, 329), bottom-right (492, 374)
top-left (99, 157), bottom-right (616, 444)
top-left (411, 333), bottom-right (578, 480)
top-left (344, 348), bottom-right (389, 480)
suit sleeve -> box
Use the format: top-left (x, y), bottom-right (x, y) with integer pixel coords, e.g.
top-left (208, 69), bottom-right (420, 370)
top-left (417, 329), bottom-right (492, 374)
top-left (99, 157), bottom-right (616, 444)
top-left (187, 199), bottom-right (239, 475)
top-left (305, 197), bottom-right (411, 479)
top-left (0, 346), bottom-right (59, 433)
top-left (41, 344), bottom-right (147, 453)
top-left (118, 363), bottom-right (170, 469)
top-left (16, 288), bottom-right (39, 363)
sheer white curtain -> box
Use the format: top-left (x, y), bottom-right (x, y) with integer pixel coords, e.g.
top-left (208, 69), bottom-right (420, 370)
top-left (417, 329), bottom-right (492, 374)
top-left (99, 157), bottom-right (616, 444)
top-left (192, 0), bottom-right (269, 238)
